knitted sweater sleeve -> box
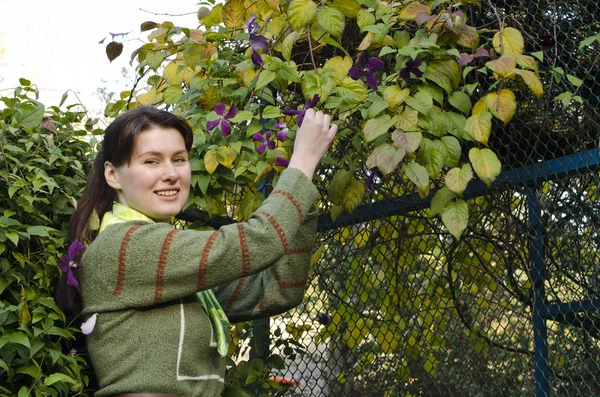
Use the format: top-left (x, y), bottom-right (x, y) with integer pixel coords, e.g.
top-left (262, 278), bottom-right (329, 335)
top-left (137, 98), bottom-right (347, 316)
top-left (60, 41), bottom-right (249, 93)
top-left (81, 168), bottom-right (318, 312)
top-left (213, 203), bottom-right (318, 323)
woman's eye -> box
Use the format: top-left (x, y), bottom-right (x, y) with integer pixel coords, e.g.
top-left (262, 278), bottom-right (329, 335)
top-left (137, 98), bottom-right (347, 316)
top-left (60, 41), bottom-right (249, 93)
top-left (144, 159), bottom-right (157, 165)
top-left (174, 157), bottom-right (187, 163)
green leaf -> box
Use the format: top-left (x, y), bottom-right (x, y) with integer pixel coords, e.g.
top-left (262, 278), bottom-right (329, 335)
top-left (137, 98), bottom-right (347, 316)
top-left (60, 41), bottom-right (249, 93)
top-left (16, 101), bottom-right (45, 130)
top-left (441, 199), bottom-right (469, 239)
top-left (469, 147), bottom-right (502, 187)
top-left (18, 386), bottom-right (29, 397)
top-left (146, 50), bottom-right (165, 71)
top-left (17, 364), bottom-right (41, 379)
top-left (328, 170), bottom-right (353, 205)
top-left (441, 136), bottom-right (461, 167)
top-left (363, 115), bottom-right (395, 142)
top-left (405, 92), bottom-right (433, 116)
top-left (256, 70), bottom-right (276, 90)
top-left (403, 162), bottom-right (429, 189)
top-left (332, 0), bottom-right (360, 17)
top-left (163, 85), bottom-right (184, 105)
top-left (45, 373), bottom-right (78, 386)
top-left (229, 111), bottom-right (254, 123)
top-left (282, 31), bottom-right (302, 61)
top-left (317, 7), bottom-right (345, 38)
top-left (566, 74), bottom-right (583, 88)
top-left (448, 91), bottom-right (472, 114)
top-left (288, 0), bottom-right (318, 30)
top-left (429, 187), bottom-right (457, 217)
top-left (357, 9), bottom-right (376, 31)
top-left (262, 106), bottom-right (282, 119)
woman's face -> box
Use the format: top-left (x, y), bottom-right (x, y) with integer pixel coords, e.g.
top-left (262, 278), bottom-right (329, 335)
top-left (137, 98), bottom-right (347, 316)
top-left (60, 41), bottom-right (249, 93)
top-left (104, 126), bottom-right (191, 221)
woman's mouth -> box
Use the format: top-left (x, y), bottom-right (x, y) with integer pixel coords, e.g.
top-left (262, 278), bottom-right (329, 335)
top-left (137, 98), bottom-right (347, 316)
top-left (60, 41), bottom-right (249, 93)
top-left (155, 189), bottom-right (178, 197)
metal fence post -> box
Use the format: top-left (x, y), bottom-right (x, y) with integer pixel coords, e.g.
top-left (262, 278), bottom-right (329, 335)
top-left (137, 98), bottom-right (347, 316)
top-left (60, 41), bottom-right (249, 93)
top-left (527, 187), bottom-right (550, 397)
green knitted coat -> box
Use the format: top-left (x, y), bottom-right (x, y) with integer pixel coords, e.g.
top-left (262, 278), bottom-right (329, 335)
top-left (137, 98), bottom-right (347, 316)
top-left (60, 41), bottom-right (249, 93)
top-left (80, 168), bottom-right (319, 396)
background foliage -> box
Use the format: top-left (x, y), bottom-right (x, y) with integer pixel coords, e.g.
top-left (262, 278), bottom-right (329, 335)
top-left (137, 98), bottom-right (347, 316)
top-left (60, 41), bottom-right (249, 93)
top-left (0, 82), bottom-right (99, 396)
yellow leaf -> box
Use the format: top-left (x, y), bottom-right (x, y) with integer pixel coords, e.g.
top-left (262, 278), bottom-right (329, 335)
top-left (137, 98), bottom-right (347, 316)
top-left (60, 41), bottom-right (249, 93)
top-left (358, 32), bottom-right (374, 51)
top-left (288, 0), bottom-right (317, 31)
top-left (398, 2), bottom-right (431, 20)
top-left (485, 56), bottom-right (516, 78)
top-left (445, 164), bottom-right (473, 195)
top-left (323, 56), bottom-right (353, 84)
top-left (485, 89), bottom-right (516, 124)
top-left (203, 4), bottom-right (223, 29)
top-left (514, 69), bottom-right (544, 98)
top-left (204, 152), bottom-right (219, 174)
top-left (343, 179), bottom-right (365, 213)
top-left (310, 243), bottom-right (324, 267)
top-left (217, 146), bottom-right (238, 169)
top-left (137, 88), bottom-right (162, 105)
top-left (164, 61), bottom-right (195, 86)
top-left (514, 54), bottom-right (539, 73)
top-left (89, 209), bottom-right (100, 231)
top-left (383, 86), bottom-right (410, 110)
top-left (332, 0), bottom-right (361, 18)
top-left (469, 147), bottom-right (501, 187)
top-left (222, 0), bottom-right (246, 30)
top-left (493, 27), bottom-right (524, 56)
top-left (471, 96), bottom-right (488, 116)
top-left (395, 108), bottom-right (420, 132)
top-left (464, 111), bottom-right (492, 145)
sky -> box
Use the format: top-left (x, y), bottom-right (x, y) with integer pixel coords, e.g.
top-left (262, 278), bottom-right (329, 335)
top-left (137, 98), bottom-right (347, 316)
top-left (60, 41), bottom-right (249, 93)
top-left (0, 1), bottom-right (200, 117)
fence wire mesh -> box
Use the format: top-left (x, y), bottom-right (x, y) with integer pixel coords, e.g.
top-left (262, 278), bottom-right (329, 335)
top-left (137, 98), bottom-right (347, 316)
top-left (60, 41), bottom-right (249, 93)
top-left (262, 0), bottom-right (600, 396)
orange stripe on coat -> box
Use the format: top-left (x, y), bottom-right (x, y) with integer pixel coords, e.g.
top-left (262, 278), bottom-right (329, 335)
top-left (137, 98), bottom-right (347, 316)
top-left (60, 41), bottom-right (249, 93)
top-left (198, 230), bottom-right (219, 290)
top-left (113, 225), bottom-right (142, 296)
top-left (271, 190), bottom-right (303, 222)
top-left (154, 229), bottom-right (178, 303)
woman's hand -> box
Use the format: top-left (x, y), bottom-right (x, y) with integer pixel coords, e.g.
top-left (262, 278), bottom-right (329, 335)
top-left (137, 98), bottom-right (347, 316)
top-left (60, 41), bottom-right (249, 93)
top-left (288, 109), bottom-right (338, 179)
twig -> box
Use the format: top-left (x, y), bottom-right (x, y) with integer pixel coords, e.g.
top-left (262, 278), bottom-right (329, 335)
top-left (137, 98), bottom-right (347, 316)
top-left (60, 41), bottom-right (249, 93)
top-left (139, 8), bottom-right (197, 17)
top-left (306, 26), bottom-right (317, 70)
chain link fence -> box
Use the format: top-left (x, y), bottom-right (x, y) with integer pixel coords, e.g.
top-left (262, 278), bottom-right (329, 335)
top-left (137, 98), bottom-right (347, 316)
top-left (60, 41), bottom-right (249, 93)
top-left (262, 0), bottom-right (600, 396)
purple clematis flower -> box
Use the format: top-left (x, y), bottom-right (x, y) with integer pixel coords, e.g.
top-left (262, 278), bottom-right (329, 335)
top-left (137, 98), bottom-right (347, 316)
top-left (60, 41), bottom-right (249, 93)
top-left (399, 58), bottom-right (423, 83)
top-left (540, 34), bottom-right (555, 53)
top-left (348, 53), bottom-right (384, 90)
top-left (282, 94), bottom-right (320, 127)
top-left (365, 167), bottom-right (383, 192)
top-left (247, 15), bottom-right (268, 66)
top-left (253, 131), bottom-right (277, 154)
top-left (252, 121), bottom-right (288, 154)
top-left (57, 240), bottom-right (85, 288)
top-left (274, 157), bottom-right (290, 167)
top-left (207, 103), bottom-right (237, 136)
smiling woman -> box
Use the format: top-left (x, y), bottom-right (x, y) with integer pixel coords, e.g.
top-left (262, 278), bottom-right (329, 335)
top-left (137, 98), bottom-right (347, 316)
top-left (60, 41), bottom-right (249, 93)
top-left (55, 105), bottom-right (338, 396)
top-left (104, 127), bottom-right (192, 222)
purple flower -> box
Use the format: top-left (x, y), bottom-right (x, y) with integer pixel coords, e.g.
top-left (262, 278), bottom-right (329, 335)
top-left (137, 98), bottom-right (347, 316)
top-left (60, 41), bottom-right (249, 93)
top-left (365, 167), bottom-right (383, 192)
top-left (274, 157), bottom-right (290, 167)
top-left (348, 53), bottom-right (384, 90)
top-left (252, 122), bottom-right (288, 154)
top-left (207, 103), bottom-right (237, 136)
top-left (282, 94), bottom-right (320, 127)
top-left (399, 58), bottom-right (423, 83)
top-left (247, 15), bottom-right (267, 66)
top-left (57, 240), bottom-right (85, 288)
top-left (540, 34), bottom-right (555, 53)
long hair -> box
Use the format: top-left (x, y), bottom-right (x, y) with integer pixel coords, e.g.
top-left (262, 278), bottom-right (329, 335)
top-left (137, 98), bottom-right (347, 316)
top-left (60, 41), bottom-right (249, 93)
top-left (56, 106), bottom-right (193, 318)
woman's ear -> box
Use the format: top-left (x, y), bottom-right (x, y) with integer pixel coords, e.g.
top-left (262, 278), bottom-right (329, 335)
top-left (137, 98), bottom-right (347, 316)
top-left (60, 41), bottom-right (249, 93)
top-left (104, 161), bottom-right (122, 190)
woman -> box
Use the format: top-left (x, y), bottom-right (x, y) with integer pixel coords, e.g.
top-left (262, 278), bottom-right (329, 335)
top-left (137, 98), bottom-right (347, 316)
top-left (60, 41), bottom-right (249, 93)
top-left (57, 105), bottom-right (338, 396)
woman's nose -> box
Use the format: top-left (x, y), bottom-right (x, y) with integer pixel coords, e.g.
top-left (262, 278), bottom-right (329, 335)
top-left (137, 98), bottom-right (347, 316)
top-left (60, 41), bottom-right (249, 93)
top-left (161, 162), bottom-right (179, 181)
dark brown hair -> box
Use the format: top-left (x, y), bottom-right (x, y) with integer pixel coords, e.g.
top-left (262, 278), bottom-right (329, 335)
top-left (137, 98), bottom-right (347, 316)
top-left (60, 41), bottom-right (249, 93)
top-left (57, 106), bottom-right (193, 317)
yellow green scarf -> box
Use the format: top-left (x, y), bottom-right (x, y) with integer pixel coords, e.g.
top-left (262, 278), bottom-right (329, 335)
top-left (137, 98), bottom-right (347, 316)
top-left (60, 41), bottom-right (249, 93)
top-left (100, 203), bottom-right (231, 356)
